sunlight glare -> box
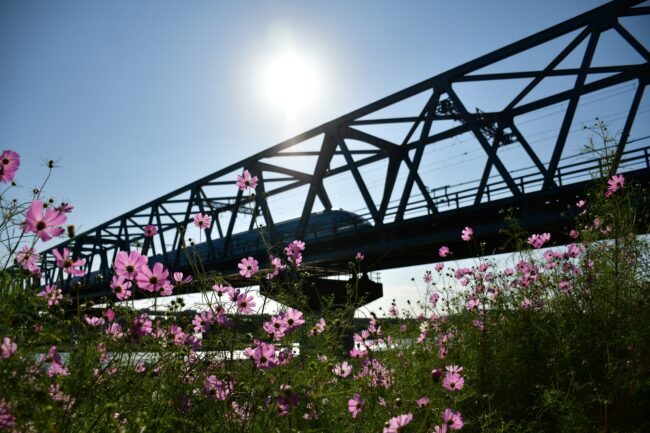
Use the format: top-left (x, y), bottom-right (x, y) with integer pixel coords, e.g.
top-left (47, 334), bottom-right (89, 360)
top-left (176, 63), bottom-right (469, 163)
top-left (260, 49), bottom-right (320, 116)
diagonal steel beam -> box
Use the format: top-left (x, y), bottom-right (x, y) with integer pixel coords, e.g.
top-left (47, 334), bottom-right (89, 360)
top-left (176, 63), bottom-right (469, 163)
top-left (610, 80), bottom-right (646, 175)
top-left (506, 27), bottom-right (590, 110)
top-left (544, 30), bottom-right (600, 189)
top-left (446, 88), bottom-right (521, 198)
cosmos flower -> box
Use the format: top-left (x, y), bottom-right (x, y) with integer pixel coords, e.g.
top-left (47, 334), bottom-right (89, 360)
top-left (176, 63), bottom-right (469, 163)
top-left (38, 285), bottom-right (63, 307)
top-left (0, 150), bottom-right (20, 183)
top-left (442, 408), bottom-right (464, 430)
top-left (193, 212), bottom-right (212, 230)
top-left (238, 256), bottom-right (259, 278)
top-left (143, 225), bottom-right (157, 237)
top-left (136, 262), bottom-right (171, 294)
top-left (114, 250), bottom-right (147, 280)
top-left (53, 247), bottom-right (87, 277)
top-left (383, 413), bottom-right (413, 433)
top-left (110, 275), bottom-right (132, 301)
top-left (442, 372), bottom-right (465, 391)
top-left (461, 226), bottom-right (473, 241)
top-left (236, 169), bottom-right (258, 191)
top-left (23, 200), bottom-right (66, 241)
top-left (1, 337), bottom-right (17, 359)
top-left (236, 293), bottom-right (256, 314)
top-left (607, 174), bottom-right (624, 195)
top-left (348, 393), bottom-right (364, 418)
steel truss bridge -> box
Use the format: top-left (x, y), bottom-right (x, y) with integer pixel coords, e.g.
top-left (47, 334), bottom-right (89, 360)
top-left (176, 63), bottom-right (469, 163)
top-left (39, 0), bottom-right (649, 301)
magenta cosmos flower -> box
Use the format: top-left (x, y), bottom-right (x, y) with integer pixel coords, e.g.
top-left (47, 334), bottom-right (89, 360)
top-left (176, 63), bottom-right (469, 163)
top-left (245, 341), bottom-right (278, 369)
top-left (110, 275), bottom-right (132, 301)
top-left (438, 245), bottom-right (450, 257)
top-left (461, 226), bottom-right (473, 241)
top-left (442, 372), bottom-right (465, 391)
top-left (442, 408), bottom-right (464, 430)
top-left (607, 174), bottom-right (624, 194)
top-left (53, 247), bottom-right (87, 277)
top-left (143, 225), bottom-right (157, 237)
top-left (193, 212), bottom-right (212, 230)
top-left (1, 337), bottom-right (17, 359)
top-left (0, 150), bottom-right (20, 183)
top-left (23, 200), bottom-right (66, 241)
top-left (238, 256), bottom-right (259, 278)
top-left (236, 169), bottom-right (258, 191)
top-left (114, 250), bottom-right (147, 280)
top-left (38, 285), bottom-right (63, 307)
top-left (383, 413), bottom-right (413, 433)
top-left (136, 262), bottom-right (171, 293)
top-left (16, 246), bottom-right (39, 273)
top-left (348, 393), bottom-right (364, 418)
top-left (236, 292), bottom-right (256, 314)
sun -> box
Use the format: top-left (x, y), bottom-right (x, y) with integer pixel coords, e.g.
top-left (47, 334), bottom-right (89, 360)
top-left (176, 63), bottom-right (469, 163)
top-left (260, 48), bottom-right (320, 117)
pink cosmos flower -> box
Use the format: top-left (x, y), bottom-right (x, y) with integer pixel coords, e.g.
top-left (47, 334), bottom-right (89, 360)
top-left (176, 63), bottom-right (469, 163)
top-left (38, 285), bottom-right (62, 306)
top-left (308, 318), bottom-right (326, 336)
top-left (263, 315), bottom-right (288, 340)
top-left (204, 375), bottom-right (233, 401)
top-left (0, 150), bottom-right (20, 183)
top-left (168, 324), bottom-right (186, 346)
top-left (136, 262), bottom-right (171, 294)
top-left (238, 256), bottom-right (259, 278)
top-left (527, 233), bottom-right (551, 249)
top-left (55, 202), bottom-right (74, 213)
top-left (132, 313), bottom-right (153, 336)
top-left (423, 271), bottom-right (433, 284)
top-left (53, 247), bottom-right (87, 277)
top-left (114, 250), bottom-right (147, 280)
top-left (607, 174), bottom-right (624, 194)
top-left (416, 397), bottom-right (430, 408)
top-left (576, 199), bottom-right (586, 208)
top-left (348, 393), bottom-right (364, 418)
top-left (1, 337), bottom-right (17, 359)
top-left (445, 365), bottom-right (464, 374)
top-left (281, 308), bottom-right (305, 330)
top-left (84, 315), bottom-right (105, 327)
top-left (42, 346), bottom-right (69, 377)
top-left (442, 372), bottom-right (465, 391)
top-left (193, 212), bottom-right (212, 230)
top-left (143, 225), bottom-right (157, 237)
top-left (236, 169), bottom-right (258, 191)
top-left (435, 262), bottom-right (444, 272)
top-left (0, 399), bottom-right (16, 429)
top-left (211, 283), bottom-right (231, 297)
top-left (236, 293), bottom-right (256, 314)
top-left (333, 361), bottom-right (352, 378)
top-left (285, 240), bottom-right (305, 267)
top-left (383, 413), bottom-right (413, 433)
top-left (110, 275), bottom-right (132, 301)
top-left (23, 200), bottom-right (66, 241)
top-left (245, 340), bottom-right (278, 369)
top-left (559, 280), bottom-right (572, 294)
top-left (105, 323), bottom-right (124, 340)
top-left (266, 255), bottom-right (285, 280)
top-left (442, 408), bottom-right (464, 430)
top-left (355, 252), bottom-right (365, 261)
top-left (350, 346), bottom-right (368, 358)
top-left (192, 311), bottom-right (214, 333)
top-left (438, 246), bottom-right (450, 257)
top-left (461, 226), bottom-right (473, 241)
top-left (16, 245), bottom-right (39, 273)
top-left (173, 271), bottom-right (192, 285)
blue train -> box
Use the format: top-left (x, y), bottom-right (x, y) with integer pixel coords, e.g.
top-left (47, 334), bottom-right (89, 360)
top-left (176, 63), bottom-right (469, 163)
top-left (152, 208), bottom-right (371, 268)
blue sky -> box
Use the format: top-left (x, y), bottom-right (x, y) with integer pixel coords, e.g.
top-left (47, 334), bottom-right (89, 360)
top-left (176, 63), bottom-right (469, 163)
top-left (2, 0), bottom-right (648, 315)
